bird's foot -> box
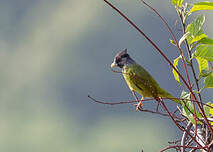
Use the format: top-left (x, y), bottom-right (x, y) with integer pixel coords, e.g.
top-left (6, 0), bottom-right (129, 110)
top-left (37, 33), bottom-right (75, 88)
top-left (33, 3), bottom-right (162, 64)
top-left (135, 96), bottom-right (144, 111)
top-left (135, 101), bottom-right (144, 111)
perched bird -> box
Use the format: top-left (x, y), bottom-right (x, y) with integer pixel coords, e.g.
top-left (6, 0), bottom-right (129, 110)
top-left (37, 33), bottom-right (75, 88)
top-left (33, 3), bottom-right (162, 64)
top-left (111, 49), bottom-right (180, 110)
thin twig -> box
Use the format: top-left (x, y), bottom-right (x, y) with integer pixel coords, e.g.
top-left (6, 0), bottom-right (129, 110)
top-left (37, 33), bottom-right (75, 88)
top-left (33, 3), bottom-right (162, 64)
top-left (141, 0), bottom-right (201, 138)
top-left (140, 0), bottom-right (192, 92)
top-left (178, 9), bottom-right (203, 104)
top-left (103, 0), bottom-right (188, 89)
top-left (88, 95), bottom-right (135, 105)
top-left (160, 101), bottom-right (204, 149)
top-left (168, 139), bottom-right (181, 145)
top-left (160, 145), bottom-right (206, 152)
top-left (88, 96), bottom-right (205, 148)
top-left (88, 95), bottom-right (168, 116)
top-left (177, 7), bottom-right (207, 137)
top-left (103, 0), bottom-right (213, 136)
top-left (89, 94), bottom-right (213, 109)
top-left (138, 108), bottom-right (169, 117)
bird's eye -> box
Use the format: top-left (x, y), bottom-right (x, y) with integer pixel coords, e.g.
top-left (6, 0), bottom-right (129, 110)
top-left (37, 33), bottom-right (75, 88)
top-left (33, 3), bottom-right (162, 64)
top-left (116, 58), bottom-right (121, 63)
top-left (121, 54), bottom-right (129, 58)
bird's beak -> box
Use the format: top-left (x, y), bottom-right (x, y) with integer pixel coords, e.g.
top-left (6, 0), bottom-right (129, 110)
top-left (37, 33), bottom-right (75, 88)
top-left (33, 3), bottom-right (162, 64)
top-left (111, 62), bottom-right (117, 68)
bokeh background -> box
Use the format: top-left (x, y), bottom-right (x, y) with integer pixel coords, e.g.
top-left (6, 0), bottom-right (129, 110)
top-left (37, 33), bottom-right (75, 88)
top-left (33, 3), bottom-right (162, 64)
top-left (0, 0), bottom-right (212, 151)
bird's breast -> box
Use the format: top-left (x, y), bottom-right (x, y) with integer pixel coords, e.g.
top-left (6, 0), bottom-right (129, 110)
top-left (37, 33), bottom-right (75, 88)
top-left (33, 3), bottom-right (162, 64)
top-left (122, 65), bottom-right (155, 97)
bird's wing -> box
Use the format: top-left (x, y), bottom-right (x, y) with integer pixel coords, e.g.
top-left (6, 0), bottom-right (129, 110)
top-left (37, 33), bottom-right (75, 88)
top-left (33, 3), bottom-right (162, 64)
top-left (130, 64), bottom-right (181, 104)
top-left (124, 63), bottom-right (160, 97)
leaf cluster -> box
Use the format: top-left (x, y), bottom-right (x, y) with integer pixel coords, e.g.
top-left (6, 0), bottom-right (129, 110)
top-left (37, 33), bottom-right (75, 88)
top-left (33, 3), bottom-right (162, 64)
top-left (171, 0), bottom-right (213, 125)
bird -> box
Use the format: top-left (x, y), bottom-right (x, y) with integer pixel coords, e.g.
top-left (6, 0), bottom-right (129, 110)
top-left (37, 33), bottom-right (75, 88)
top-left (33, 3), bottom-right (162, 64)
top-left (111, 49), bottom-right (181, 110)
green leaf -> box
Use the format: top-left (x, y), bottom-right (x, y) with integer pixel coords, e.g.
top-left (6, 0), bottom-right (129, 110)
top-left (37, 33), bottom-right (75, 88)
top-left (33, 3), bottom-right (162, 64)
top-left (171, 0), bottom-right (184, 8)
top-left (198, 37), bottom-right (213, 45)
top-left (170, 39), bottom-right (177, 46)
top-left (193, 44), bottom-right (213, 61)
top-left (190, 32), bottom-right (207, 44)
top-left (180, 91), bottom-right (193, 122)
top-left (186, 15), bottom-right (205, 36)
top-left (204, 72), bottom-right (213, 88)
top-left (182, 103), bottom-right (195, 124)
top-left (190, 2), bottom-right (213, 13)
top-left (180, 91), bottom-right (203, 124)
top-left (204, 102), bottom-right (212, 117)
top-left (208, 102), bottom-right (213, 116)
top-left (186, 15), bottom-right (206, 44)
top-left (180, 91), bottom-right (199, 124)
top-left (180, 90), bottom-right (190, 102)
top-left (195, 57), bottom-right (209, 77)
top-left (172, 56), bottom-right (181, 85)
top-left (204, 102), bottom-right (213, 125)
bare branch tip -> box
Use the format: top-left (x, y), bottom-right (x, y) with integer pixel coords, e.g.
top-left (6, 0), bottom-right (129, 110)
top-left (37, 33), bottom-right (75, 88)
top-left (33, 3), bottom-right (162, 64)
top-left (140, 0), bottom-right (146, 4)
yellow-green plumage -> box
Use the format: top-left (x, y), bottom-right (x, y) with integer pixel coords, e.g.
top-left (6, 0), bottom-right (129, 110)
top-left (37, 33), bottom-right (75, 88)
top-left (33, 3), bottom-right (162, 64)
top-left (111, 49), bottom-right (180, 104)
top-left (123, 63), bottom-right (181, 104)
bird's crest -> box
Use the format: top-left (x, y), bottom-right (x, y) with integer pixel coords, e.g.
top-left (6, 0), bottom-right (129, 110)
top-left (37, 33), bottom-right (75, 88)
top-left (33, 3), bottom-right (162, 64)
top-left (115, 49), bottom-right (128, 58)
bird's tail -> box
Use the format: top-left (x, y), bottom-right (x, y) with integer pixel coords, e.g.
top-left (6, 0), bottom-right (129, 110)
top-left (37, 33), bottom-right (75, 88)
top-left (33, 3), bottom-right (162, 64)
top-left (166, 93), bottom-right (181, 104)
top-left (160, 90), bottom-right (181, 104)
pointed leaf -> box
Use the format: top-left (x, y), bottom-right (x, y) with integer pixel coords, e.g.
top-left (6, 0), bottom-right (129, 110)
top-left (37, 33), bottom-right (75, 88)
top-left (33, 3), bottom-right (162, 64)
top-left (198, 37), bottom-right (213, 45)
top-left (171, 0), bottom-right (184, 8)
top-left (180, 90), bottom-right (190, 99)
top-left (204, 72), bottom-right (213, 88)
top-left (186, 15), bottom-right (206, 44)
top-left (195, 57), bottom-right (209, 77)
top-left (190, 33), bottom-right (207, 44)
top-left (181, 90), bottom-right (194, 123)
top-left (204, 102), bottom-right (213, 125)
top-left (193, 44), bottom-right (213, 61)
top-left (170, 39), bottom-right (177, 46)
top-left (180, 91), bottom-right (202, 124)
top-left (186, 15), bottom-right (205, 36)
top-left (181, 90), bottom-right (203, 115)
top-left (208, 102), bottom-right (213, 116)
top-left (182, 104), bottom-right (195, 124)
top-left (172, 56), bottom-right (181, 85)
top-left (190, 2), bottom-right (213, 13)
top-left (204, 102), bottom-right (212, 117)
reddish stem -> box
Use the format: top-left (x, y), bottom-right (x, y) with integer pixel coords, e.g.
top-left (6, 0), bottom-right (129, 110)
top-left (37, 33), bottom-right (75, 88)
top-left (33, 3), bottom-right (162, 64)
top-left (89, 94), bottom-right (203, 148)
top-left (160, 145), bottom-right (208, 152)
top-left (103, 0), bottom-right (213, 135)
top-left (88, 95), bottom-right (135, 105)
top-left (140, 0), bottom-right (192, 89)
top-left (140, 0), bottom-right (198, 137)
top-left (160, 101), bottom-right (204, 149)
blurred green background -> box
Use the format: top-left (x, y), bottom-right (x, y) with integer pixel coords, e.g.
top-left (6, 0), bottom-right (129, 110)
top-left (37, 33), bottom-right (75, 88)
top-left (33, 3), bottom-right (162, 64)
top-left (0, 0), bottom-right (212, 151)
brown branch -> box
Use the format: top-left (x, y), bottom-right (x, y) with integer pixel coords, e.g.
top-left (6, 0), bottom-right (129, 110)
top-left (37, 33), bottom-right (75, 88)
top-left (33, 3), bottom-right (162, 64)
top-left (138, 108), bottom-right (169, 117)
top-left (140, 0), bottom-right (201, 138)
top-left (103, 0), bottom-right (213, 136)
top-left (89, 95), bottom-right (213, 109)
top-left (178, 7), bottom-right (203, 104)
top-left (160, 101), bottom-right (204, 149)
top-left (168, 139), bottom-right (181, 145)
top-left (176, 3), bottom-right (212, 138)
top-left (140, 0), bottom-right (192, 91)
top-left (103, 0), bottom-right (189, 93)
top-left (160, 145), bottom-right (207, 152)
top-left (88, 95), bottom-right (169, 116)
top-left (88, 96), bottom-right (207, 149)
top-left (88, 95), bottom-right (135, 105)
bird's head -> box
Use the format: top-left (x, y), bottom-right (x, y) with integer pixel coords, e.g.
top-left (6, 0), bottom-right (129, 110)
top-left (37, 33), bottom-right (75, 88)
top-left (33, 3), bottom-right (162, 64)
top-left (111, 49), bottom-right (133, 69)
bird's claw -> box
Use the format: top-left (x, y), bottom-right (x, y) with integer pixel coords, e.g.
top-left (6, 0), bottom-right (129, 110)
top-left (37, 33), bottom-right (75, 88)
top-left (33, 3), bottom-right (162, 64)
top-left (135, 101), bottom-right (143, 111)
